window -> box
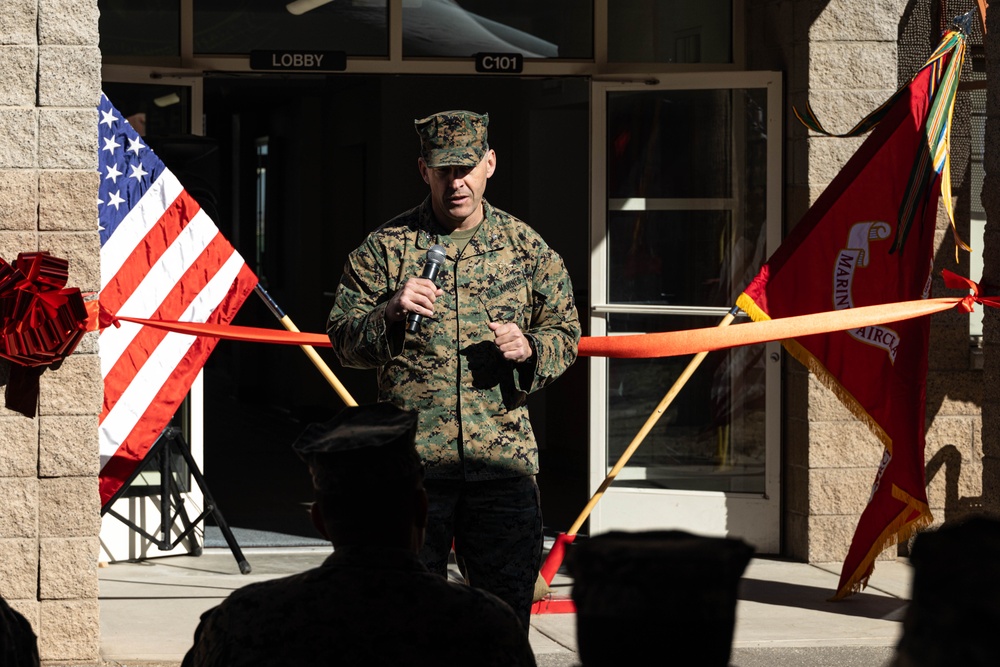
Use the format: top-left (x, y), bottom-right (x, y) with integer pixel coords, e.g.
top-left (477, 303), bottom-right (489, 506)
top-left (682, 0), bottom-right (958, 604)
top-left (609, 0), bottom-right (732, 64)
top-left (99, 0), bottom-right (180, 57)
top-left (401, 1), bottom-right (593, 58)
top-left (194, 0), bottom-right (389, 56)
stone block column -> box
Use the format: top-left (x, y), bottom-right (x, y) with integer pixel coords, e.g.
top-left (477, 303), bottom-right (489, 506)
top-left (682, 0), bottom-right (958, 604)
top-left (0, 0), bottom-right (102, 662)
top-left (982, 0), bottom-right (1000, 515)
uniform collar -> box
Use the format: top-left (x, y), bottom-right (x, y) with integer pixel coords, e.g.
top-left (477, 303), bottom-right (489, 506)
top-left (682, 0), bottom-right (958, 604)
top-left (416, 197), bottom-right (504, 257)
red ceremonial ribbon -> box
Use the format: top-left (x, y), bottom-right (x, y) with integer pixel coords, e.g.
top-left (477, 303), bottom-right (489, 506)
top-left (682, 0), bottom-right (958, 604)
top-left (3, 252), bottom-right (986, 424)
top-left (86, 269), bottom-right (998, 360)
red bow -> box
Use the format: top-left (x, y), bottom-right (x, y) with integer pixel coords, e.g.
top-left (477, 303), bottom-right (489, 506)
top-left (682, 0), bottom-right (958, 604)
top-left (1, 252), bottom-right (89, 417)
top-left (941, 269), bottom-right (1000, 314)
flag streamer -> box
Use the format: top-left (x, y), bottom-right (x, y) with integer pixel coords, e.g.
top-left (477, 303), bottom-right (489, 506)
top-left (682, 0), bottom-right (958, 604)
top-left (794, 15), bottom-right (971, 260)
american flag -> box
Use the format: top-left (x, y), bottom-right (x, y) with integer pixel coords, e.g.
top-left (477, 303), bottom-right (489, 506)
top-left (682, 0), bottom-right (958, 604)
top-left (97, 93), bottom-right (257, 507)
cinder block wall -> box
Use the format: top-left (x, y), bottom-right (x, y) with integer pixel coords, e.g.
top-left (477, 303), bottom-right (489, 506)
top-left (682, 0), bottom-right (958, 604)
top-left (0, 0), bottom-right (102, 662)
top-left (749, 0), bottom-right (987, 563)
top-left (982, 0), bottom-right (1000, 513)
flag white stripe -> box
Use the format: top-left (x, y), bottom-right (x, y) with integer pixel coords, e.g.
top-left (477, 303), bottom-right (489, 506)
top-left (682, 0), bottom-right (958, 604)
top-left (97, 320), bottom-right (144, 380)
top-left (100, 170), bottom-right (185, 288)
top-left (178, 250), bottom-right (249, 326)
top-left (99, 210), bottom-right (220, 376)
top-left (99, 330), bottom-right (199, 458)
top-left (99, 252), bottom-right (248, 457)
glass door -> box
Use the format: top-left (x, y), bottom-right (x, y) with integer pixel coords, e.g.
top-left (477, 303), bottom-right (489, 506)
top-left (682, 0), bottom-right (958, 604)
top-left (589, 72), bottom-right (782, 552)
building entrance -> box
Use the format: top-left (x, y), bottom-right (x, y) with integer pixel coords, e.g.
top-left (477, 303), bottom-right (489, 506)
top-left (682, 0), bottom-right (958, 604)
top-left (185, 74), bottom-right (592, 545)
top-left (102, 67), bottom-right (783, 555)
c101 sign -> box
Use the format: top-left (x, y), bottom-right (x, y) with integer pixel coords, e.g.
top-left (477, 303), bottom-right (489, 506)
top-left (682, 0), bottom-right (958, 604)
top-left (475, 53), bottom-right (524, 74)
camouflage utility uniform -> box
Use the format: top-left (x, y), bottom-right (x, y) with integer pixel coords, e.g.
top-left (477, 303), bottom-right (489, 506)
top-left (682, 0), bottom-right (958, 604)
top-left (327, 196), bottom-right (580, 627)
top-left (182, 546), bottom-right (537, 667)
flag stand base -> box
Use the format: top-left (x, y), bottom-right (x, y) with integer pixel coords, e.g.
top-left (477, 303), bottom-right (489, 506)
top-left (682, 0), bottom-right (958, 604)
top-left (100, 426), bottom-right (251, 574)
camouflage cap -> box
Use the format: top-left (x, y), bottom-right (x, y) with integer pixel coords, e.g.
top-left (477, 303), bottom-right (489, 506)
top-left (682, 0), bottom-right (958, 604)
top-left (292, 402), bottom-right (422, 494)
top-left (414, 110), bottom-right (489, 168)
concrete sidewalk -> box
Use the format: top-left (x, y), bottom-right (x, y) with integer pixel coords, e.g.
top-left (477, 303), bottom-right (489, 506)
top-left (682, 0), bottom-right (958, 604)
top-left (93, 545), bottom-right (913, 667)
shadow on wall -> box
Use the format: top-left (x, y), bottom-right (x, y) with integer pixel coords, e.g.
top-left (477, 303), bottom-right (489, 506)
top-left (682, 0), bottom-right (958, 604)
top-left (922, 0), bottom-right (994, 536)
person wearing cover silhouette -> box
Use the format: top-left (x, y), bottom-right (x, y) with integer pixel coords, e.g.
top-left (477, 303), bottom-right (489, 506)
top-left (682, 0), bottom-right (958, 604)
top-left (182, 402), bottom-right (536, 667)
top-left (0, 595), bottom-right (40, 667)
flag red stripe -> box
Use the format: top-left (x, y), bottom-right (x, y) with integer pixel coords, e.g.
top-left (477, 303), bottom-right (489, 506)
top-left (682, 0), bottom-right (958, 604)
top-left (99, 262), bottom-right (257, 505)
top-left (100, 191), bottom-right (201, 315)
top-left (100, 233), bottom-right (244, 420)
top-left (99, 334), bottom-right (220, 504)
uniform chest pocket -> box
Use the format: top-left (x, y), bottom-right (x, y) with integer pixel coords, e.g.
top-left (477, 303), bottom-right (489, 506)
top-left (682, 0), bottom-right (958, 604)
top-left (477, 267), bottom-right (529, 326)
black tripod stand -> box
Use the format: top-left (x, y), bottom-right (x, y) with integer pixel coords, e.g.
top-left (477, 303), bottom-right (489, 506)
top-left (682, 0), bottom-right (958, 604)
top-left (101, 426), bottom-right (251, 574)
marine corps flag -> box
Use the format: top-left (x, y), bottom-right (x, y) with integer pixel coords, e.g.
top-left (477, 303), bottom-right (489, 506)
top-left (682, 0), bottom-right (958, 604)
top-left (736, 19), bottom-right (969, 599)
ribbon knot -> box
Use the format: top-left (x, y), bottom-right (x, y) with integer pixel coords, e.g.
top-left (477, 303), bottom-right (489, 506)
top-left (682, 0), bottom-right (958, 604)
top-left (84, 298), bottom-right (120, 331)
top-left (941, 268), bottom-right (1000, 314)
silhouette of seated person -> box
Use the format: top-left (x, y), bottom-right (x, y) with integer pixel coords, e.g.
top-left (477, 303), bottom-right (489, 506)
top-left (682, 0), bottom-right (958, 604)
top-left (890, 515), bottom-right (1000, 667)
top-left (0, 595), bottom-right (40, 667)
top-left (182, 402), bottom-right (536, 667)
top-left (566, 530), bottom-right (753, 667)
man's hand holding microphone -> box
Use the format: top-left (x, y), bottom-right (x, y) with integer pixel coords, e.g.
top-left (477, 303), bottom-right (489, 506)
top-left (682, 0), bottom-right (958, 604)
top-left (387, 244), bottom-right (532, 364)
top-left (386, 245), bottom-right (446, 330)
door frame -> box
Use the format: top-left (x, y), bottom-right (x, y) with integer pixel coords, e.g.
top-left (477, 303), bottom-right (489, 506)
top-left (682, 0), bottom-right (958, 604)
top-left (588, 71), bottom-right (783, 552)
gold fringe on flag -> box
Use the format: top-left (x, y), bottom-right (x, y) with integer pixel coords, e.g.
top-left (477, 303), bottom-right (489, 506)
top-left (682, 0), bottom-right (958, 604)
top-left (735, 292), bottom-right (891, 451)
top-left (830, 486), bottom-right (932, 600)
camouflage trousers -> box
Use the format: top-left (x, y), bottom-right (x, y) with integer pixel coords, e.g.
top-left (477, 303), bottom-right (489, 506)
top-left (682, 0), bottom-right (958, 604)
top-left (418, 475), bottom-right (542, 632)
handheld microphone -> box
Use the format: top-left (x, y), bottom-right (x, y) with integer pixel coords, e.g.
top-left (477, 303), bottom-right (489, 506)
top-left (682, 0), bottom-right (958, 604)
top-left (406, 244), bottom-right (446, 333)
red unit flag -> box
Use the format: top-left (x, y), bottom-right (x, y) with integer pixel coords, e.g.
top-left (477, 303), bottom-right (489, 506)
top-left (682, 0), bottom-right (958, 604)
top-left (736, 23), bottom-right (968, 599)
top-left (96, 94), bottom-right (258, 507)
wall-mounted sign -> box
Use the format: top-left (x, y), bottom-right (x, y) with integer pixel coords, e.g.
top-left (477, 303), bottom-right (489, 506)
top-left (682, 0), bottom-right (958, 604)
top-left (475, 52), bottom-right (523, 74)
top-left (249, 50), bottom-right (347, 72)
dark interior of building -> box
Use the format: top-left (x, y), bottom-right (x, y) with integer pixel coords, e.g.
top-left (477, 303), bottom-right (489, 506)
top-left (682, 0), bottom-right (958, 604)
top-left (119, 74), bottom-right (595, 543)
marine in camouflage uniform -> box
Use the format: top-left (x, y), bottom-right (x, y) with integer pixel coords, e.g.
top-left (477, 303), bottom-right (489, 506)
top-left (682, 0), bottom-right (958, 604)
top-left (182, 403), bottom-right (537, 667)
top-left (327, 110), bottom-right (580, 629)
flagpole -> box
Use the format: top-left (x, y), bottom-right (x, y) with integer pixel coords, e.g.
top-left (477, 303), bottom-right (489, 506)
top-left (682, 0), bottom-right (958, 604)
top-left (254, 284), bottom-right (357, 407)
top-left (539, 306), bottom-right (740, 586)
